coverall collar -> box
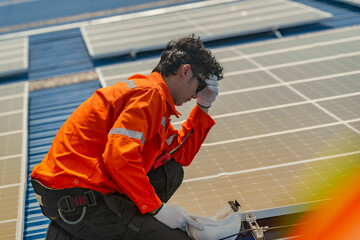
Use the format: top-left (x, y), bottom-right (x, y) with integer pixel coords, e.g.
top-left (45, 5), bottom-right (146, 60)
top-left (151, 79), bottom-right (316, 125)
top-left (150, 72), bottom-right (181, 118)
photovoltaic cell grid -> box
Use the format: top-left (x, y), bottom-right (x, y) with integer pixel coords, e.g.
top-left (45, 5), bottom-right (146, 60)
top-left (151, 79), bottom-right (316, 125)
top-left (81, 0), bottom-right (332, 59)
top-left (96, 25), bottom-right (360, 218)
top-left (0, 37), bottom-right (29, 78)
top-left (0, 82), bottom-right (28, 240)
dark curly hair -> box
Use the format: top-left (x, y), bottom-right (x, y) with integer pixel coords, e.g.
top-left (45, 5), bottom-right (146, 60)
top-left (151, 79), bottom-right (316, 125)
top-left (152, 34), bottom-right (223, 80)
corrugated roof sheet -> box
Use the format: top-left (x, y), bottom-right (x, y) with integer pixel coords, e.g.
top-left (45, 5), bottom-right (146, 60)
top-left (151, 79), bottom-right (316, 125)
top-left (28, 28), bottom-right (94, 80)
top-left (25, 80), bottom-right (101, 239)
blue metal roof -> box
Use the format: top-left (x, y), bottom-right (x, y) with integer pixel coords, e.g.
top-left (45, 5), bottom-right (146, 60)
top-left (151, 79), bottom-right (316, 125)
top-left (0, 28), bottom-right (94, 85)
top-left (25, 80), bottom-right (101, 239)
top-left (28, 28), bottom-right (94, 80)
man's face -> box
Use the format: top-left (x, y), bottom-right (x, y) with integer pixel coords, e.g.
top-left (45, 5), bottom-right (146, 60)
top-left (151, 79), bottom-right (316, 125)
top-left (173, 65), bottom-right (205, 106)
top-left (174, 76), bottom-right (198, 106)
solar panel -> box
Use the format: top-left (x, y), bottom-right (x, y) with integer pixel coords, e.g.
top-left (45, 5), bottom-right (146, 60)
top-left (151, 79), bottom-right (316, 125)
top-left (0, 97), bottom-right (24, 114)
top-left (334, 0), bottom-right (360, 7)
top-left (0, 220), bottom-right (17, 240)
top-left (82, 0), bottom-right (332, 59)
top-left (0, 82), bottom-right (28, 240)
top-left (0, 37), bottom-right (29, 78)
top-left (96, 25), bottom-right (360, 219)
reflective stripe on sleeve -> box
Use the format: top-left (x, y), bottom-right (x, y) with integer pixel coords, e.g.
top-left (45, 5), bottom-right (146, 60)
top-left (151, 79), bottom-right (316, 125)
top-left (109, 127), bottom-right (145, 146)
top-left (166, 134), bottom-right (177, 145)
top-left (161, 116), bottom-right (166, 128)
top-left (126, 80), bottom-right (137, 89)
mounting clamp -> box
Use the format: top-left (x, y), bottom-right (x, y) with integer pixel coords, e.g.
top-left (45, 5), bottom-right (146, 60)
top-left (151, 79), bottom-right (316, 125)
top-left (243, 211), bottom-right (268, 240)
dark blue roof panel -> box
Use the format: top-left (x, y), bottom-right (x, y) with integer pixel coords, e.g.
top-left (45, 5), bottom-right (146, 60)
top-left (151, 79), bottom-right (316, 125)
top-left (28, 28), bottom-right (94, 80)
top-left (25, 80), bottom-right (101, 240)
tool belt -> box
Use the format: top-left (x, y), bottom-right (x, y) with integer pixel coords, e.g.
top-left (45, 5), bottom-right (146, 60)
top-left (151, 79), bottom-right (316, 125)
top-left (30, 178), bottom-right (103, 225)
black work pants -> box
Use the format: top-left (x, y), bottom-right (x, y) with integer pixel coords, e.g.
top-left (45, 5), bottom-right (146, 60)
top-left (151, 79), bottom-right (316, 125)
top-left (44, 160), bottom-right (191, 240)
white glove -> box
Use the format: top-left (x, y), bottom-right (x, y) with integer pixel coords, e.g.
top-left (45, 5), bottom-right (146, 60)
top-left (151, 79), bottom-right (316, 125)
top-left (196, 75), bottom-right (218, 108)
top-left (154, 203), bottom-right (204, 231)
top-left (187, 212), bottom-right (242, 240)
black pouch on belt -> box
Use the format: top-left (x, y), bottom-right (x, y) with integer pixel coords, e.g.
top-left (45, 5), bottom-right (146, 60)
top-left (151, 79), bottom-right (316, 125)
top-left (30, 178), bottom-right (101, 224)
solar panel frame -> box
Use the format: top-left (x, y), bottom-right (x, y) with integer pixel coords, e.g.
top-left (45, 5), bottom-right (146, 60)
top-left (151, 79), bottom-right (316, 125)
top-left (95, 25), bottom-right (360, 218)
top-left (82, 0), bottom-right (332, 59)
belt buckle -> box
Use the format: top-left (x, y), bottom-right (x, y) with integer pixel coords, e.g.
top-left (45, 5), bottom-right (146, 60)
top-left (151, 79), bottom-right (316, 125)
top-left (84, 190), bottom-right (97, 207)
top-left (58, 195), bottom-right (75, 213)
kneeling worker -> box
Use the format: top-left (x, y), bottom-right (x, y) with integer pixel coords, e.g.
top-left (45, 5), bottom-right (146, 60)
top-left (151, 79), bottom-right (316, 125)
top-left (31, 34), bottom-right (223, 239)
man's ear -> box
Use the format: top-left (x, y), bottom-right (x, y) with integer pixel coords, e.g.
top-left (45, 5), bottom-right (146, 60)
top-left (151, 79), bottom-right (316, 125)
top-left (180, 64), bottom-right (191, 80)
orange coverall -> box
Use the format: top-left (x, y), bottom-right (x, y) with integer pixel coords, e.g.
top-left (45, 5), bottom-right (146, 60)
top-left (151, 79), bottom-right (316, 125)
top-left (31, 72), bottom-right (216, 214)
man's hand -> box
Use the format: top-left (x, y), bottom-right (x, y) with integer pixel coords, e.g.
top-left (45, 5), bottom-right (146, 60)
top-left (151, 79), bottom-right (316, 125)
top-left (154, 203), bottom-right (204, 231)
top-left (197, 75), bottom-right (218, 108)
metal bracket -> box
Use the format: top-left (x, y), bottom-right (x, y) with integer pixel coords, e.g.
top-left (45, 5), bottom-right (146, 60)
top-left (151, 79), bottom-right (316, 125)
top-left (224, 200), bottom-right (268, 240)
top-left (243, 211), bottom-right (268, 240)
top-left (271, 25), bottom-right (283, 38)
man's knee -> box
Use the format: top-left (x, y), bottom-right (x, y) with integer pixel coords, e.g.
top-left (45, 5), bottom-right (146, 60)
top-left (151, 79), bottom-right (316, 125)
top-left (166, 159), bottom-right (184, 187)
top-left (148, 159), bottom-right (184, 202)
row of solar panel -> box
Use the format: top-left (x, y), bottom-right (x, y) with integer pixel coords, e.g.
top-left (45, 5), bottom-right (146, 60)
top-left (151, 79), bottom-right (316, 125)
top-left (0, 82), bottom-right (28, 240)
top-left (20, 24), bottom-right (360, 237)
top-left (0, 0), bottom-right (333, 78)
top-left (172, 25), bottom-right (360, 216)
top-left (20, 27), bottom-right (360, 239)
top-left (94, 24), bottom-right (360, 217)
